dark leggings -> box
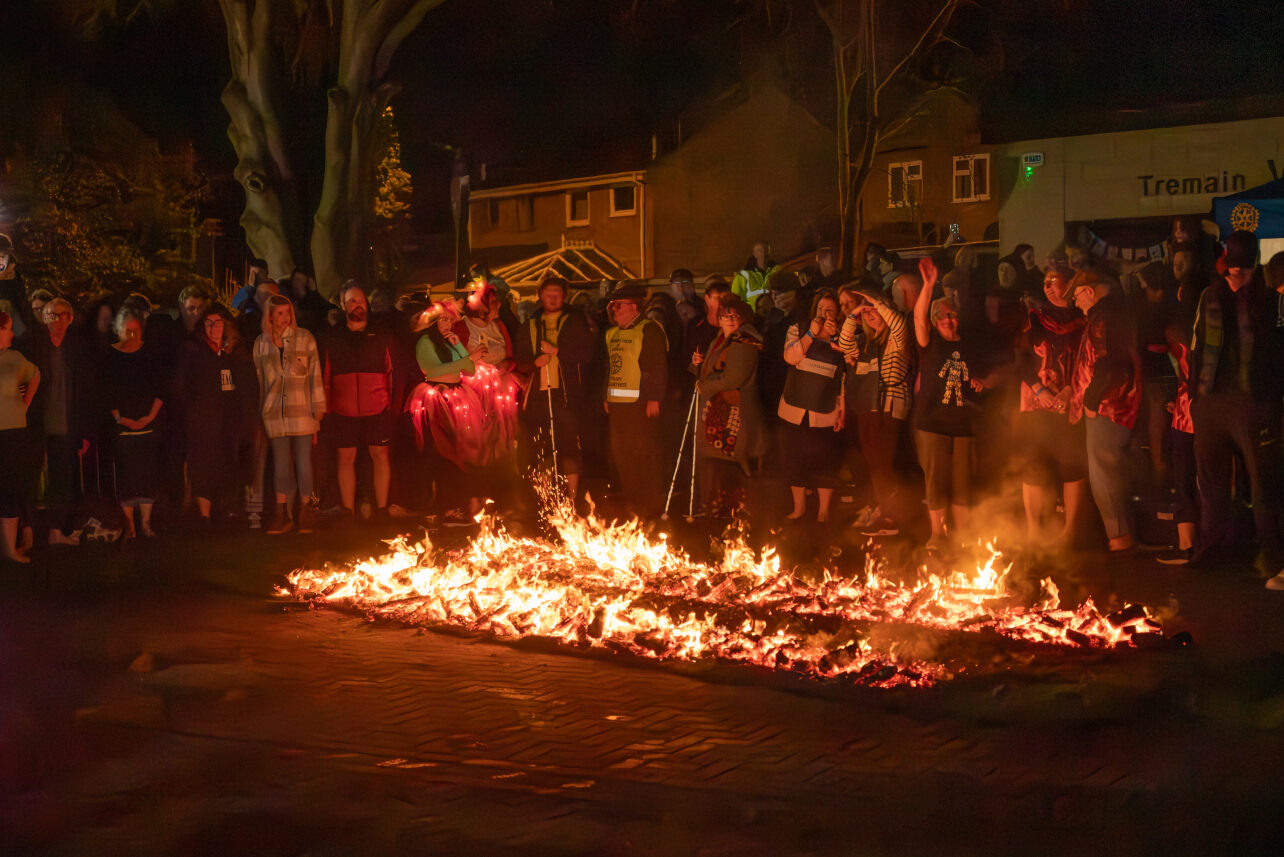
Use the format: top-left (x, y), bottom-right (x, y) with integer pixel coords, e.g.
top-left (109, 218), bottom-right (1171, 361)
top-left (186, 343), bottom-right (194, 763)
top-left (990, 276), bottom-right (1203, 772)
top-left (1192, 395), bottom-right (1282, 559)
top-left (1170, 428), bottom-right (1197, 525)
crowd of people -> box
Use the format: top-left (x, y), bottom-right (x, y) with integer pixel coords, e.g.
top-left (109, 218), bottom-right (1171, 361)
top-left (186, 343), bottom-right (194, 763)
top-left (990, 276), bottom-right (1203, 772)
top-left (2, 223), bottom-right (1284, 591)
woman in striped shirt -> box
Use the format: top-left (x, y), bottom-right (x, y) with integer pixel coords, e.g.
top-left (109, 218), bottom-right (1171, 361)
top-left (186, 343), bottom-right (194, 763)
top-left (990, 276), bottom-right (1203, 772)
top-left (837, 281), bottom-right (912, 537)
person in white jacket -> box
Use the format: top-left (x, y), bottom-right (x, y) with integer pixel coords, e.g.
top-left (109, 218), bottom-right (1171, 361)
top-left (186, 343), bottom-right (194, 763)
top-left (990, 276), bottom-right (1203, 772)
top-left (253, 294), bottom-right (325, 534)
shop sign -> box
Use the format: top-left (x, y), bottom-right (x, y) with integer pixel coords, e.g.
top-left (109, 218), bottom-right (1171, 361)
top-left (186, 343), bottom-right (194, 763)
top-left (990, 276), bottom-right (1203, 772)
top-left (1137, 172), bottom-right (1247, 197)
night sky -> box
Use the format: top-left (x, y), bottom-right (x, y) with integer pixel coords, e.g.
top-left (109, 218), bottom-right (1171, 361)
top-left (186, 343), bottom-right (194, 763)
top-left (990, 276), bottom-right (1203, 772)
top-left (3, 0), bottom-right (1284, 230)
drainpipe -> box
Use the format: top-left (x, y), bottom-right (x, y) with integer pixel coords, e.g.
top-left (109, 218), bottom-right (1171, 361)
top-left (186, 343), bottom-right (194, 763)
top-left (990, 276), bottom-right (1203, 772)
top-left (638, 177), bottom-right (647, 279)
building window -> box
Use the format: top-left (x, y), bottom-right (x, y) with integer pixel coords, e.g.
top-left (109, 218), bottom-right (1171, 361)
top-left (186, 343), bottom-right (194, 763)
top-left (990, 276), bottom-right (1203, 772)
top-left (487, 199), bottom-right (500, 227)
top-left (952, 154), bottom-right (990, 202)
top-left (566, 190), bottom-right (590, 226)
top-left (888, 161), bottom-right (923, 208)
top-left (609, 185), bottom-right (636, 217)
top-left (516, 197), bottom-right (534, 231)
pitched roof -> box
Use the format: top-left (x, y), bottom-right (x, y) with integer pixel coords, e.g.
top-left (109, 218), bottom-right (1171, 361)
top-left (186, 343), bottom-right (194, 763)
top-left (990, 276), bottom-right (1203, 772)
top-left (494, 238), bottom-right (636, 287)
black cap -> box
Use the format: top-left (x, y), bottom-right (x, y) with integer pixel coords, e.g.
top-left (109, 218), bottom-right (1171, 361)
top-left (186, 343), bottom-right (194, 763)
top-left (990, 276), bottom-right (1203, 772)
top-left (608, 284), bottom-right (648, 305)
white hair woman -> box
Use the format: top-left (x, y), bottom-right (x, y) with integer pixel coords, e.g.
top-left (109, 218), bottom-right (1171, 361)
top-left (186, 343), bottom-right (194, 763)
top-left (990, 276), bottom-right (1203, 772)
top-left (105, 306), bottom-right (164, 539)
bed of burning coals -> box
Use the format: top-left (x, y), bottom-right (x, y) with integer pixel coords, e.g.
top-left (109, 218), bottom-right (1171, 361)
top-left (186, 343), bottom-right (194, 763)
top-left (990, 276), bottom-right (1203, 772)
top-left (280, 499), bottom-right (1178, 689)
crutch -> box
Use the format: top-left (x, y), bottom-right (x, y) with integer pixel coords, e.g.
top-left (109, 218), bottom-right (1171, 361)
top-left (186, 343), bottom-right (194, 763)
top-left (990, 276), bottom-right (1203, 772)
top-left (662, 387), bottom-right (699, 520)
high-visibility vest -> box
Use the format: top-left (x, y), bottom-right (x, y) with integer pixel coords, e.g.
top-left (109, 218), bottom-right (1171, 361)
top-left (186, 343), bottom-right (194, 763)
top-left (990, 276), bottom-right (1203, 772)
top-left (782, 334), bottom-right (843, 412)
top-left (605, 318), bottom-right (664, 403)
top-left (731, 265), bottom-right (780, 310)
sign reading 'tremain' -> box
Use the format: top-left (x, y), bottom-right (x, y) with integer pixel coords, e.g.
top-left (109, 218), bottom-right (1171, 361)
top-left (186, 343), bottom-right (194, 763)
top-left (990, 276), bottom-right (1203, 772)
top-left (1137, 172), bottom-right (1248, 197)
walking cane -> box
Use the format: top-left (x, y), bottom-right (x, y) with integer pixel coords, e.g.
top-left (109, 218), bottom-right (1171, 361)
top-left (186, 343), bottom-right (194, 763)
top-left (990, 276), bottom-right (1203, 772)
top-left (687, 388), bottom-right (699, 522)
top-left (661, 387), bottom-right (698, 520)
top-left (544, 363), bottom-right (559, 484)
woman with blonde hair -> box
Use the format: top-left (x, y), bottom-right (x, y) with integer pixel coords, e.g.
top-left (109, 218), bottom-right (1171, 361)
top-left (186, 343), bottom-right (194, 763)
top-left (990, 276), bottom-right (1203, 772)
top-left (253, 294), bottom-right (326, 534)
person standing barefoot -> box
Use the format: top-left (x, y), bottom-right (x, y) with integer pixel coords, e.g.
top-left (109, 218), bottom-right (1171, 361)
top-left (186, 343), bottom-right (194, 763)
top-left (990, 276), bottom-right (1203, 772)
top-left (0, 311), bottom-right (39, 562)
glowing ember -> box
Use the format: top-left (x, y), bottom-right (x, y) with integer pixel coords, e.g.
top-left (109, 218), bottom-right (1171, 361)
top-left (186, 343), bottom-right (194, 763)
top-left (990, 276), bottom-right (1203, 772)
top-left (282, 492), bottom-right (1161, 688)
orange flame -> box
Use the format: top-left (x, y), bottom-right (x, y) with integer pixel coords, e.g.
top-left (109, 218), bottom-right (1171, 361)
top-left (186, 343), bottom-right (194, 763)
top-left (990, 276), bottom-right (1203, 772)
top-left (283, 494), bottom-right (1159, 688)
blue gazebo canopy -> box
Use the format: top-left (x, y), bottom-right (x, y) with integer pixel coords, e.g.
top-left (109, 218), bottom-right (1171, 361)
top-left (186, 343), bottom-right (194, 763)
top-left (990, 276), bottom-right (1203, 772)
top-left (1213, 178), bottom-right (1284, 239)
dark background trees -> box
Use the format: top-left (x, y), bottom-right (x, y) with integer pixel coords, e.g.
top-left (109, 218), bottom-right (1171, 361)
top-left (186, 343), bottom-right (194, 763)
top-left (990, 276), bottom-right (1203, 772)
top-left (2, 0), bottom-right (1284, 296)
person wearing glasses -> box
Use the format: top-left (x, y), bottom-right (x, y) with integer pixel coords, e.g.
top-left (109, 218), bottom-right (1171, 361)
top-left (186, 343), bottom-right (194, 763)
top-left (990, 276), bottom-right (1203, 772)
top-left (17, 297), bottom-right (100, 525)
top-left (914, 258), bottom-right (990, 551)
top-left (603, 285), bottom-right (667, 517)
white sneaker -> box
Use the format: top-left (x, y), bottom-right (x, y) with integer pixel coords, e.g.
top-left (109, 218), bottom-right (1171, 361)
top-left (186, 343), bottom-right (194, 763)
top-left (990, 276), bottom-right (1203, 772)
top-left (851, 504), bottom-right (880, 529)
top-left (1266, 571), bottom-right (1284, 591)
top-left (248, 513), bottom-right (262, 530)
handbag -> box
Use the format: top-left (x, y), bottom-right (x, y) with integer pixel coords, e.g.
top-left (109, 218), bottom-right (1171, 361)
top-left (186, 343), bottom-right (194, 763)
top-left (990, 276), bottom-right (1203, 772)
top-left (702, 392), bottom-right (742, 459)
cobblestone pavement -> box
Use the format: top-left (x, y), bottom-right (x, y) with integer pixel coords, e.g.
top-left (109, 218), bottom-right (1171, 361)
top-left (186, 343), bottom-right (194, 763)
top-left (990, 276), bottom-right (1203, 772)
top-left (2, 525), bottom-right (1283, 856)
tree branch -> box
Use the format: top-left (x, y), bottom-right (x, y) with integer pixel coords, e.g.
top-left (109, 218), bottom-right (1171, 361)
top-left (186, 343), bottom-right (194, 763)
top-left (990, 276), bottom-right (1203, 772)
top-left (376, 0), bottom-right (447, 79)
top-left (874, 0), bottom-right (957, 99)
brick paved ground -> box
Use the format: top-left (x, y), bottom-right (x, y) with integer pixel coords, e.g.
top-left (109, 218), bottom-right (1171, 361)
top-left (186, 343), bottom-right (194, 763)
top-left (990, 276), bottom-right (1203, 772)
top-left (2, 523), bottom-right (1283, 856)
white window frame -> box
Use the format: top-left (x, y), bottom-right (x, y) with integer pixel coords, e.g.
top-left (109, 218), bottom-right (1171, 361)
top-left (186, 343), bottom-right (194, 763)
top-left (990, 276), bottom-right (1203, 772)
top-left (951, 153), bottom-right (991, 203)
top-left (566, 190), bottom-right (590, 226)
top-left (888, 160), bottom-right (923, 208)
top-left (609, 184), bottom-right (637, 217)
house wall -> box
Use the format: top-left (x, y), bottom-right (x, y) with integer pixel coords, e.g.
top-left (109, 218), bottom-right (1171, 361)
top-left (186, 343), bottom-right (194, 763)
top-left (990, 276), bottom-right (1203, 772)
top-left (470, 184), bottom-right (644, 275)
top-left (859, 95), bottom-right (999, 250)
top-left (997, 116), bottom-right (1284, 257)
top-left (645, 84), bottom-right (837, 276)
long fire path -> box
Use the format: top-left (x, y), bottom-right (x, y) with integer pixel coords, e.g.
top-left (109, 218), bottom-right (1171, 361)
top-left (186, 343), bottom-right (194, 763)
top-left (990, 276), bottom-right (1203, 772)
top-left (3, 513), bottom-right (1283, 855)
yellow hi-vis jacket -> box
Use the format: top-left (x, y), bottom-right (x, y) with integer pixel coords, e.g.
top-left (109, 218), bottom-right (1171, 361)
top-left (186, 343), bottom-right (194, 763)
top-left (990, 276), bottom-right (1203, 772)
top-left (605, 318), bottom-right (666, 403)
top-left (731, 265), bottom-right (780, 310)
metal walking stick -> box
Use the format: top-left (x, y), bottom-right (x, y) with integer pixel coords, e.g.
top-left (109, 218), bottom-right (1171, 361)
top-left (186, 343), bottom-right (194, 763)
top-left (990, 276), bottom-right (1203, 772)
top-left (544, 362), bottom-right (559, 484)
top-left (686, 388), bottom-right (699, 522)
top-left (661, 387), bottom-right (698, 520)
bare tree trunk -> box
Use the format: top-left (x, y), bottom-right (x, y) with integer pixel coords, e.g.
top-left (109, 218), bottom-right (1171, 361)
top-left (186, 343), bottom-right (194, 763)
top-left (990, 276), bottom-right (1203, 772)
top-left (219, 0), bottom-right (305, 279)
top-left (818, 0), bottom-right (960, 277)
top-left (311, 0), bottom-right (444, 298)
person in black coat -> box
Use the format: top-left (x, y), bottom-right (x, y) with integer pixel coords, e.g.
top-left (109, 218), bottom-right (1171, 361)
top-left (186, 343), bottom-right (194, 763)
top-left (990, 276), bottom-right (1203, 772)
top-left (16, 297), bottom-right (102, 519)
top-left (174, 305), bottom-right (260, 523)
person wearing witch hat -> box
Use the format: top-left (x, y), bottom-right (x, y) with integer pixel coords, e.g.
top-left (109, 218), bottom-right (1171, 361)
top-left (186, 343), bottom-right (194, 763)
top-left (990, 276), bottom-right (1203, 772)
top-left (603, 284), bottom-right (667, 517)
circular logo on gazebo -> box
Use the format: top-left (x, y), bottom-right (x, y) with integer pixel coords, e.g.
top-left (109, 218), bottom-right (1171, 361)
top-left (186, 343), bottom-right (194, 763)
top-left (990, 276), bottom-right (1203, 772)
top-left (1230, 202), bottom-right (1261, 233)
